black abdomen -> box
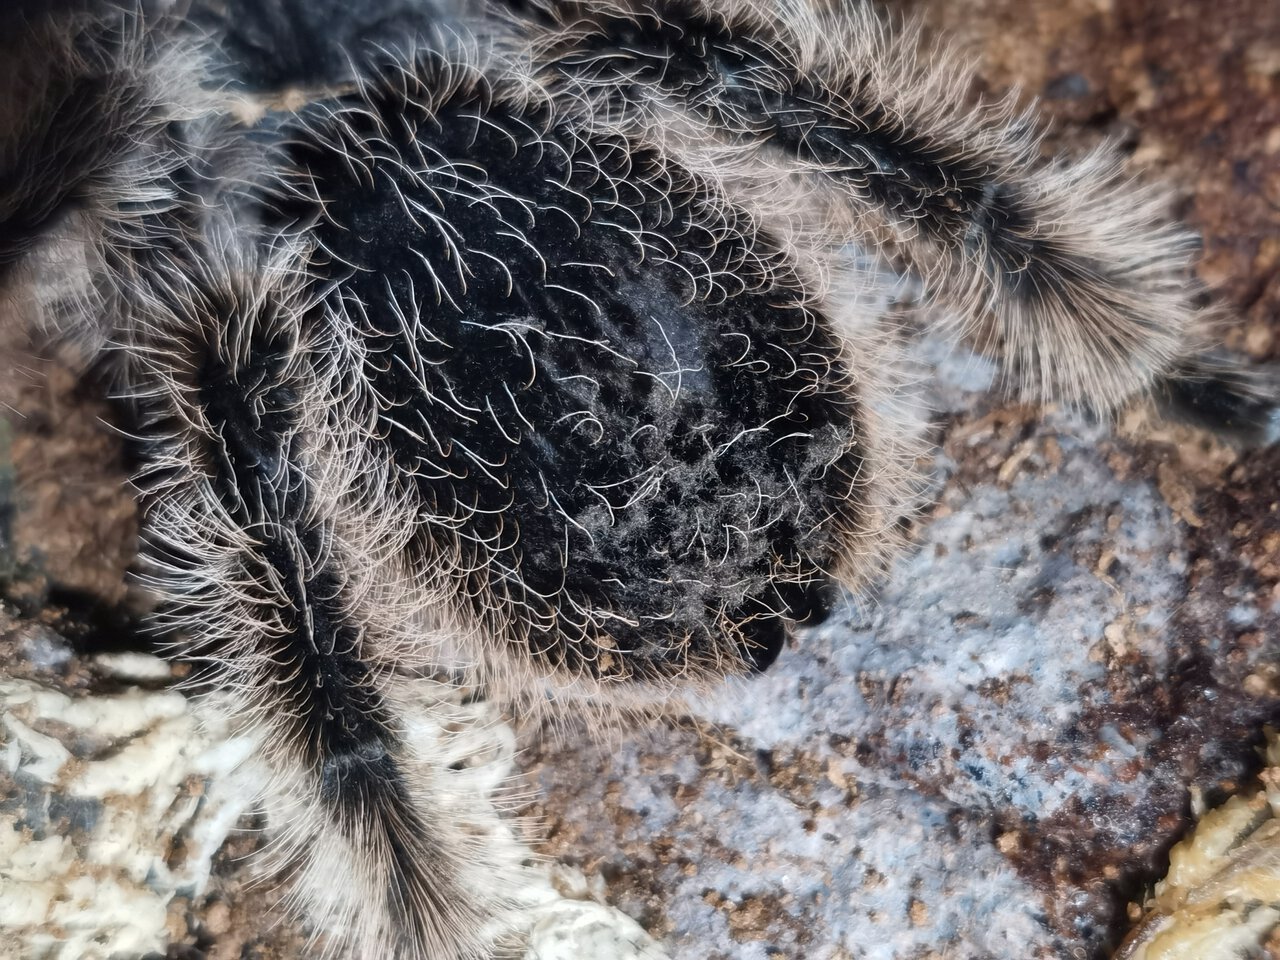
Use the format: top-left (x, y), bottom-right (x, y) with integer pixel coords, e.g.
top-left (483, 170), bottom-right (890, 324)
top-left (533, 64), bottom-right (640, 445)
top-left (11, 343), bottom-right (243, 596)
top-left (284, 63), bottom-right (862, 680)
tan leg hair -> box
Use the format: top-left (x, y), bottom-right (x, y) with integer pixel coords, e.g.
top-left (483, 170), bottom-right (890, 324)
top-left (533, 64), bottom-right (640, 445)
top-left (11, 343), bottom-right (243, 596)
top-left (522, 0), bottom-right (1252, 420)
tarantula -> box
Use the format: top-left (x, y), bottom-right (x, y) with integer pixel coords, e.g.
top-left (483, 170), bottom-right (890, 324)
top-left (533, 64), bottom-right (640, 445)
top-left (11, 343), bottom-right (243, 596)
top-left (1, 0), bottom-right (1275, 957)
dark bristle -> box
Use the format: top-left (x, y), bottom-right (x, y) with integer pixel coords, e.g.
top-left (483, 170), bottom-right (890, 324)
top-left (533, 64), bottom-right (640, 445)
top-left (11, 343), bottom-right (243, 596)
top-left (1155, 359), bottom-right (1279, 444)
top-left (537, 0), bottom-right (1203, 412)
top-left (185, 0), bottom-right (453, 89)
top-left (131, 243), bottom-right (487, 957)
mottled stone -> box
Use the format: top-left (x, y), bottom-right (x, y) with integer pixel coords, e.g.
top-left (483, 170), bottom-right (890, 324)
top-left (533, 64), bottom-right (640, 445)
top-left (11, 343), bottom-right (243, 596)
top-left (0, 614), bottom-right (270, 960)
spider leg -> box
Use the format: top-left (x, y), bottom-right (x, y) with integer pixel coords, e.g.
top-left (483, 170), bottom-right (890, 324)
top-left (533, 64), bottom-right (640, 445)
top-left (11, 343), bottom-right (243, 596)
top-left (3, 9), bottom-right (505, 957)
top-left (527, 0), bottom-right (1278, 441)
top-left (0, 3), bottom-right (163, 289)
top-left (127, 233), bottom-right (499, 960)
top-left (1153, 354), bottom-right (1280, 444)
top-left (183, 0), bottom-right (467, 90)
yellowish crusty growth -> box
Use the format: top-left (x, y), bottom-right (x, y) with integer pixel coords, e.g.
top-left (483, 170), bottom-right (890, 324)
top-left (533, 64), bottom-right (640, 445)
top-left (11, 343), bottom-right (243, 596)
top-left (1117, 733), bottom-right (1280, 960)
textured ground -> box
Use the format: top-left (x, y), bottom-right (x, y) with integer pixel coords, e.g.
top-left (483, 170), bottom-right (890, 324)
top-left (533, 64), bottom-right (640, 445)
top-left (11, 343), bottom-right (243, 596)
top-left (2, 0), bottom-right (1279, 958)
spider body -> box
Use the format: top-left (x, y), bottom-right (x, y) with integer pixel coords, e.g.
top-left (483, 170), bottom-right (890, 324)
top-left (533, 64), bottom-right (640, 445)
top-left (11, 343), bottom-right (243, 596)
top-left (284, 69), bottom-right (858, 680)
top-left (1, 1), bottom-right (1275, 957)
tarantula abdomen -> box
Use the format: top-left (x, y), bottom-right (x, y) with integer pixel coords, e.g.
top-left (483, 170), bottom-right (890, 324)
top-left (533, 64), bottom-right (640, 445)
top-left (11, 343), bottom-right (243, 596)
top-left (277, 56), bottom-right (861, 683)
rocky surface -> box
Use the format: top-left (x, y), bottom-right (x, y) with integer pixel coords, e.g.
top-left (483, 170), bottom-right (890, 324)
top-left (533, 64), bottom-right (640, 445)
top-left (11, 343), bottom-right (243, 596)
top-left (1116, 731), bottom-right (1280, 960)
top-left (899, 0), bottom-right (1280, 355)
top-left (2, 0), bottom-right (1279, 959)
top-left (0, 606), bottom-right (303, 960)
top-left (0, 606), bottom-right (673, 960)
